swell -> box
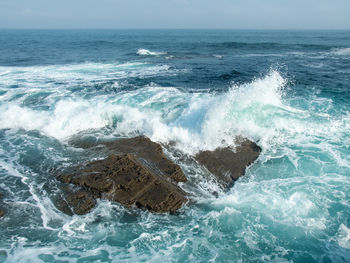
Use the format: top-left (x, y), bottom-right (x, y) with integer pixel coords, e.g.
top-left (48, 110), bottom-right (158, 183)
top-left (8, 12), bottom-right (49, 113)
top-left (208, 41), bottom-right (332, 51)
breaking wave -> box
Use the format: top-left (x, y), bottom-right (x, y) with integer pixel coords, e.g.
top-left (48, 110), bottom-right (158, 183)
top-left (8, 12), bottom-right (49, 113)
top-left (1, 61), bottom-right (349, 262)
top-left (331, 47), bottom-right (350, 56)
top-left (137, 48), bottom-right (167, 56)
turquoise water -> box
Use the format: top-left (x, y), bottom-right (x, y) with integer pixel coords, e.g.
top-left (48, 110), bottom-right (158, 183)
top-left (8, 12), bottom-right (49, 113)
top-left (0, 30), bottom-right (350, 262)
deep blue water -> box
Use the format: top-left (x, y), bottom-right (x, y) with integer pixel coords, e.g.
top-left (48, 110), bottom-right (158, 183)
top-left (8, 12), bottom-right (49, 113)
top-left (0, 30), bottom-right (350, 262)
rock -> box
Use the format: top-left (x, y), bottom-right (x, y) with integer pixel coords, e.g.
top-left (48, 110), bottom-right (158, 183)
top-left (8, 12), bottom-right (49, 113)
top-left (56, 135), bottom-right (260, 215)
top-left (57, 153), bottom-right (187, 214)
top-left (102, 136), bottom-right (187, 183)
top-left (195, 139), bottom-right (261, 189)
top-left (71, 136), bottom-right (187, 183)
top-left (52, 187), bottom-right (96, 216)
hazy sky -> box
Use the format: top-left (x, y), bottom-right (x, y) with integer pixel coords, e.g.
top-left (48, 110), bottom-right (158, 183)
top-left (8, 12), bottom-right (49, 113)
top-left (0, 0), bottom-right (349, 29)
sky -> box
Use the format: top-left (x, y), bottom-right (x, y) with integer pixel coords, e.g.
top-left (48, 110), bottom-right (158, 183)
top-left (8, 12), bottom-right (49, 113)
top-left (0, 0), bottom-right (350, 30)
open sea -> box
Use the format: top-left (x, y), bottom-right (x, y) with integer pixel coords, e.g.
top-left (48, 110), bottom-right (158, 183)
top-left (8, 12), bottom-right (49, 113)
top-left (0, 30), bottom-right (350, 262)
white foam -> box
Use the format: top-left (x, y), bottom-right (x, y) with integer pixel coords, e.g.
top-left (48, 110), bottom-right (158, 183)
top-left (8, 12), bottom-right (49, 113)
top-left (149, 70), bottom-right (289, 154)
top-left (0, 70), bottom-right (288, 155)
top-left (213, 54), bottom-right (223, 59)
top-left (1, 68), bottom-right (349, 167)
top-left (332, 47), bottom-right (350, 56)
top-left (0, 62), bottom-right (176, 94)
top-left (334, 224), bottom-right (350, 249)
top-left (0, 159), bottom-right (67, 229)
top-left (211, 179), bottom-right (328, 233)
top-left (137, 48), bottom-right (167, 56)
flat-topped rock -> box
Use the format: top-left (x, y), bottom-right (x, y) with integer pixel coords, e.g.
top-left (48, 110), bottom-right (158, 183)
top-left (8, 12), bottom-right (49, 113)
top-left (55, 136), bottom-right (261, 215)
top-left (53, 186), bottom-right (96, 216)
top-left (57, 153), bottom-right (187, 214)
top-left (195, 139), bottom-right (261, 189)
top-left (71, 136), bottom-right (187, 183)
top-left (102, 136), bottom-right (187, 183)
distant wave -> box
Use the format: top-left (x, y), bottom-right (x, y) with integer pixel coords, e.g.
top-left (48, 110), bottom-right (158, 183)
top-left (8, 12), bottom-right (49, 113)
top-left (137, 48), bottom-right (167, 56)
top-left (213, 54), bottom-right (223, 59)
top-left (209, 42), bottom-right (328, 51)
top-left (332, 47), bottom-right (350, 56)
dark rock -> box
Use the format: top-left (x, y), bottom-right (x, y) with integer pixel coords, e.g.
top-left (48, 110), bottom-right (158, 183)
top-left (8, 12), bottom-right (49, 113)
top-left (102, 137), bottom-right (187, 183)
top-left (71, 136), bottom-right (187, 183)
top-left (52, 186), bottom-right (96, 216)
top-left (56, 135), bottom-right (260, 215)
top-left (195, 139), bottom-right (261, 189)
top-left (57, 153), bottom-right (187, 214)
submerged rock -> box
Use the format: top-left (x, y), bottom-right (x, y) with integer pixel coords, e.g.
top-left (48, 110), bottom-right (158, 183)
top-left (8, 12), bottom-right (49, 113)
top-left (195, 139), bottom-right (261, 189)
top-left (57, 138), bottom-right (187, 215)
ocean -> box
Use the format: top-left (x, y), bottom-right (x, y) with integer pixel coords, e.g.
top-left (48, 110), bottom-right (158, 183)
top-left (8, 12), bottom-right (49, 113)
top-left (0, 29), bottom-right (349, 262)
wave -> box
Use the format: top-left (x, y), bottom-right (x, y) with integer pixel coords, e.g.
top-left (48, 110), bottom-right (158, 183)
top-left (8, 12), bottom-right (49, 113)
top-left (1, 67), bottom-right (350, 263)
top-left (331, 47), bottom-right (350, 56)
top-left (0, 70), bottom-right (280, 149)
top-left (137, 48), bottom-right (167, 56)
top-left (1, 66), bottom-right (349, 159)
top-left (0, 70), bottom-right (303, 154)
top-left (0, 62), bottom-right (180, 103)
top-left (213, 54), bottom-right (223, 59)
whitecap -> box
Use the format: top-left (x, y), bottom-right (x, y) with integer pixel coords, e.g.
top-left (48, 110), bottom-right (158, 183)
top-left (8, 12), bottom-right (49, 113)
top-left (137, 48), bottom-right (167, 56)
top-left (334, 224), bottom-right (350, 250)
top-left (331, 47), bottom-right (350, 56)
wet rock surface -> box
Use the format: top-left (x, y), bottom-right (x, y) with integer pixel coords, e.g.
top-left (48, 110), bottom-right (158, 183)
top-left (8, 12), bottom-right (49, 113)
top-left (102, 137), bottom-right (187, 183)
top-left (195, 139), bottom-right (261, 189)
top-left (53, 186), bottom-right (96, 216)
top-left (71, 136), bottom-right (187, 183)
top-left (56, 136), bottom-right (260, 215)
top-left (57, 153), bottom-right (187, 214)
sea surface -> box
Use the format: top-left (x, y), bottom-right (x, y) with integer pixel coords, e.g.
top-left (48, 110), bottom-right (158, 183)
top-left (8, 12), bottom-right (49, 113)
top-left (0, 30), bottom-right (350, 262)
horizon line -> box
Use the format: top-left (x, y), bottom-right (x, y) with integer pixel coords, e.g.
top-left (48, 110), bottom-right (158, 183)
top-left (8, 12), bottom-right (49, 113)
top-left (1, 28), bottom-right (350, 31)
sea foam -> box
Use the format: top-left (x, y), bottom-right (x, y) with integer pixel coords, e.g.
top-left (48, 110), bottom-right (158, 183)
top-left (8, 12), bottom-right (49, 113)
top-left (0, 70), bottom-right (287, 155)
top-left (332, 47), bottom-right (350, 56)
top-left (137, 49), bottom-right (167, 56)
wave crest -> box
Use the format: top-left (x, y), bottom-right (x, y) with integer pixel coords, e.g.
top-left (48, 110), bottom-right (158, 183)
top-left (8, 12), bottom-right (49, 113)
top-left (137, 48), bottom-right (167, 56)
top-left (332, 47), bottom-right (350, 56)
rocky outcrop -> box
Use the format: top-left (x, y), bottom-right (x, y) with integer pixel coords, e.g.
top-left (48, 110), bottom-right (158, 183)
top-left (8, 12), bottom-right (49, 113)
top-left (57, 151), bottom-right (187, 215)
top-left (53, 186), bottom-right (96, 216)
top-left (195, 139), bottom-right (261, 189)
top-left (102, 137), bottom-right (187, 183)
top-left (55, 136), bottom-right (261, 215)
top-left (71, 136), bottom-right (187, 183)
